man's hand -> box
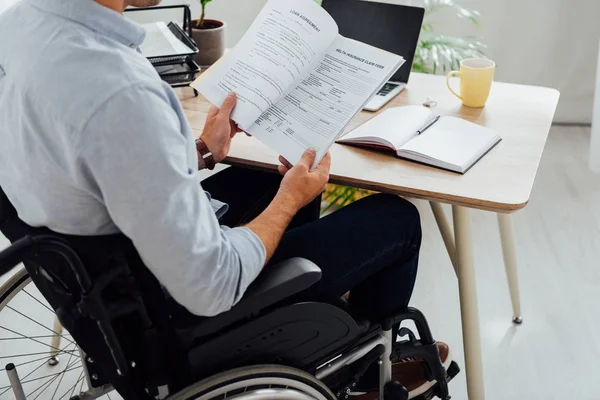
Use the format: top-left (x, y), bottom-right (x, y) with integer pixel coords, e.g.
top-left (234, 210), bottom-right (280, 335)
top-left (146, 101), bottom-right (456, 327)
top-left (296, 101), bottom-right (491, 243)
top-left (245, 149), bottom-right (331, 264)
top-left (200, 92), bottom-right (240, 164)
top-left (276, 149), bottom-right (331, 212)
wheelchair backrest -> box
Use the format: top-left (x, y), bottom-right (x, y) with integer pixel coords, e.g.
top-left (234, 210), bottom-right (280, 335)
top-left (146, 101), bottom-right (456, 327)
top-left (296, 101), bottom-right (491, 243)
top-left (0, 186), bottom-right (191, 398)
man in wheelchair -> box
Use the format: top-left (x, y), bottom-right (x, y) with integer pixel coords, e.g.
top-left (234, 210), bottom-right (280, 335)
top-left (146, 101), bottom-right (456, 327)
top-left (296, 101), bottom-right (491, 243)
top-left (0, 0), bottom-right (459, 399)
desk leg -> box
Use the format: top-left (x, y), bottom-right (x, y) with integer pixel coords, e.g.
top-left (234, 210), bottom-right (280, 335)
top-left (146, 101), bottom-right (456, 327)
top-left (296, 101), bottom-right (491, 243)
top-left (453, 205), bottom-right (485, 400)
top-left (48, 317), bottom-right (63, 366)
top-left (430, 202), bottom-right (458, 275)
top-left (497, 213), bottom-right (523, 324)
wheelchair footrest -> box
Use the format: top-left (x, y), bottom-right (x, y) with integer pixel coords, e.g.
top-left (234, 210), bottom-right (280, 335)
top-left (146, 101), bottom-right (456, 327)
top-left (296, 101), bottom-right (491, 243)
top-left (411, 360), bottom-right (459, 400)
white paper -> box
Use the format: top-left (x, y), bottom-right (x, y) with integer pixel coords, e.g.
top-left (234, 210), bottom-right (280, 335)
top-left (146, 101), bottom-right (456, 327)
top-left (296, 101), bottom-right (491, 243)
top-left (399, 116), bottom-right (500, 169)
top-left (247, 35), bottom-right (404, 166)
top-left (195, 0), bottom-right (339, 130)
top-left (339, 106), bottom-right (432, 150)
top-left (140, 22), bottom-right (192, 58)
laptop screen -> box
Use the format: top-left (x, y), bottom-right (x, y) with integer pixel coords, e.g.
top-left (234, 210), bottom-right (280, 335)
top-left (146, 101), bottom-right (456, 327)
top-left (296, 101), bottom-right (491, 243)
top-left (321, 0), bottom-right (424, 84)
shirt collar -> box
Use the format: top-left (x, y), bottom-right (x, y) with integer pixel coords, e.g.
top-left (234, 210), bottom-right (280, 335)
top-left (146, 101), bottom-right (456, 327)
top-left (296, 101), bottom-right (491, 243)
top-left (28, 0), bottom-right (146, 48)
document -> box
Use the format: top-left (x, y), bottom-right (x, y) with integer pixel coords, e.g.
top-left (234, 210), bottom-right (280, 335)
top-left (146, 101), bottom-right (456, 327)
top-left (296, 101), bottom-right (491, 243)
top-left (193, 0), bottom-right (405, 167)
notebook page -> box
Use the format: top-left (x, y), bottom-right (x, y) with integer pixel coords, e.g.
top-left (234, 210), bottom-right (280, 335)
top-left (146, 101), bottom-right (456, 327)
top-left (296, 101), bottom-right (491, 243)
top-left (399, 116), bottom-right (499, 168)
top-left (338, 106), bottom-right (432, 149)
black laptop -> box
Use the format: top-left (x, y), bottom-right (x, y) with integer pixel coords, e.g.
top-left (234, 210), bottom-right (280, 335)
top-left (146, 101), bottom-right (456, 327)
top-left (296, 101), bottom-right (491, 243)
top-left (322, 0), bottom-right (424, 111)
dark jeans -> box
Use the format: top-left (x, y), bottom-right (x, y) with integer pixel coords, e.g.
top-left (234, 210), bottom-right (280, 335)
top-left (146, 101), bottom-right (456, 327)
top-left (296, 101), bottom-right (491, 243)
top-left (202, 166), bottom-right (421, 325)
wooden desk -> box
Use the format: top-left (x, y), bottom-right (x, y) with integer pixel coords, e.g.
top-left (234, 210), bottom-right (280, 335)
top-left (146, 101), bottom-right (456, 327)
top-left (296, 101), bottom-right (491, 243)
top-left (177, 73), bottom-right (560, 400)
top-left (181, 73), bottom-right (559, 213)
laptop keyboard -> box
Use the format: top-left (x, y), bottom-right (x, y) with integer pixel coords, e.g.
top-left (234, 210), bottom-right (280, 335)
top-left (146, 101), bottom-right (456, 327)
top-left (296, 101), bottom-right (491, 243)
top-left (377, 82), bottom-right (400, 96)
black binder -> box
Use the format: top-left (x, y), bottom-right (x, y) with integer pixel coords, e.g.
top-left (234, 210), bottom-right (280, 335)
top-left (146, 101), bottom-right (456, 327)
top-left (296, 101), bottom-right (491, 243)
top-left (125, 5), bottom-right (200, 95)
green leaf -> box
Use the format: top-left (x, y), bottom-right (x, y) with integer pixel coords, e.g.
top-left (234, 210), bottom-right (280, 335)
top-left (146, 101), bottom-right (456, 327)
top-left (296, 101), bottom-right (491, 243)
top-left (200, 0), bottom-right (213, 6)
top-left (413, 32), bottom-right (486, 74)
top-left (423, 0), bottom-right (481, 28)
top-left (321, 186), bottom-right (353, 214)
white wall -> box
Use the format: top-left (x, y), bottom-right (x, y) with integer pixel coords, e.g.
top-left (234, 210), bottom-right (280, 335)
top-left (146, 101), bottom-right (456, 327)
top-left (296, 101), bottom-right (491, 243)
top-left (589, 41), bottom-right (600, 172)
top-left (154, 0), bottom-right (600, 123)
top-left (2, 0), bottom-right (599, 123)
top-left (0, 0), bottom-right (18, 12)
top-left (124, 0), bottom-right (267, 47)
top-left (433, 0), bottom-right (600, 124)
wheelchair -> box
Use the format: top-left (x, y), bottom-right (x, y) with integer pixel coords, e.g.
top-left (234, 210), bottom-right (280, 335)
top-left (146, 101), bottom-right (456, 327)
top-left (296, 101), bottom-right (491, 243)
top-left (0, 186), bottom-right (459, 400)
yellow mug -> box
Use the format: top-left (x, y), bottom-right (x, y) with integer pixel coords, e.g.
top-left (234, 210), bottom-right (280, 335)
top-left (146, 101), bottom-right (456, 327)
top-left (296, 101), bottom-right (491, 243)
top-left (446, 58), bottom-right (496, 108)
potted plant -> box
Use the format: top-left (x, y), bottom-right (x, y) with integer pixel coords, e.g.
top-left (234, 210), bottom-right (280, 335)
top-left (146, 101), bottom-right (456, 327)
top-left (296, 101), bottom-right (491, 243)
top-left (191, 0), bottom-right (226, 66)
top-left (412, 0), bottom-right (486, 74)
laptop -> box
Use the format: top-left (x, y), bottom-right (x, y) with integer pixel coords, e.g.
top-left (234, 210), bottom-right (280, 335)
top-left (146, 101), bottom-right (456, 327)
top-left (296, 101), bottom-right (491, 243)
top-left (322, 0), bottom-right (424, 111)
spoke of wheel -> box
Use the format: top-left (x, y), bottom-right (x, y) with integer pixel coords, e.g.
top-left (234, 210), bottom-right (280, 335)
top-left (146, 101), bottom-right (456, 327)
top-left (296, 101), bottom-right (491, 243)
top-left (0, 333), bottom-right (72, 341)
top-left (0, 347), bottom-right (83, 397)
top-left (0, 346), bottom-right (77, 373)
top-left (4, 351), bottom-right (81, 399)
top-left (107, 393), bottom-right (113, 400)
top-left (78, 371), bottom-right (86, 395)
top-left (6, 305), bottom-right (72, 341)
top-left (24, 371), bottom-right (62, 399)
top-left (0, 349), bottom-right (78, 360)
top-left (0, 320), bottom-right (75, 346)
top-left (50, 340), bottom-right (78, 400)
top-left (22, 289), bottom-right (56, 314)
top-left (29, 355), bottom-right (79, 400)
top-left (0, 325), bottom-right (73, 353)
top-left (32, 373), bottom-right (63, 400)
top-left (65, 369), bottom-right (85, 400)
top-left (0, 345), bottom-right (71, 394)
top-left (21, 361), bottom-right (84, 386)
top-left (0, 342), bottom-right (79, 391)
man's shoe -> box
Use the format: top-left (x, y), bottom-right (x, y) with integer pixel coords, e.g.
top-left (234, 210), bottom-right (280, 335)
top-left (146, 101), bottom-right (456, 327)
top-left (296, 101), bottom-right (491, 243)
top-left (351, 342), bottom-right (452, 400)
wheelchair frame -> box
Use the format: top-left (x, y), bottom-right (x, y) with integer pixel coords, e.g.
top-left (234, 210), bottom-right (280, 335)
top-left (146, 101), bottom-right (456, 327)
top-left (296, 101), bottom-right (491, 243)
top-left (0, 232), bottom-right (455, 400)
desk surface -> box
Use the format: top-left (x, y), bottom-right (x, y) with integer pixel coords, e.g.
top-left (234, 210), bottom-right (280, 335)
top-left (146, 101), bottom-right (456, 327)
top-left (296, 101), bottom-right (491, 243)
top-left (178, 73), bottom-right (559, 213)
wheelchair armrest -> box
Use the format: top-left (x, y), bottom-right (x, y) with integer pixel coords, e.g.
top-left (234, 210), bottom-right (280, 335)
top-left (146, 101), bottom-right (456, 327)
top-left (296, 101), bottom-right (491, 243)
top-left (177, 258), bottom-right (322, 339)
top-left (243, 257), bottom-right (321, 303)
top-left (229, 257), bottom-right (322, 320)
top-left (0, 236), bottom-right (35, 277)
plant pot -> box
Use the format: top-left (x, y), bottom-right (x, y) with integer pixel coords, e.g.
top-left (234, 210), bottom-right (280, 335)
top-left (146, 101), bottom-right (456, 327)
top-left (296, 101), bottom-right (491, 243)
top-left (191, 19), bottom-right (226, 67)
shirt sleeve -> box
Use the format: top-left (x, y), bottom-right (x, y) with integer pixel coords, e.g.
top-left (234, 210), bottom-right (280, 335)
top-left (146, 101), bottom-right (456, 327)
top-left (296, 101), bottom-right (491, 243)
top-left (77, 82), bottom-right (266, 317)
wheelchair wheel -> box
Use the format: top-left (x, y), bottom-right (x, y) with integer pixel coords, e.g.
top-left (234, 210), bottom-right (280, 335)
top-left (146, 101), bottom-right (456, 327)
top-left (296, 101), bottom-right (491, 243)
top-left (0, 267), bottom-right (117, 400)
top-left (168, 365), bottom-right (336, 400)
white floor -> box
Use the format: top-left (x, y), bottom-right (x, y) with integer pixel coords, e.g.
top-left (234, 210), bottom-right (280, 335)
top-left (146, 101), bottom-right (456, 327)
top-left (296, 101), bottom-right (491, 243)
top-left (1, 125), bottom-right (599, 399)
top-left (410, 125), bottom-right (600, 399)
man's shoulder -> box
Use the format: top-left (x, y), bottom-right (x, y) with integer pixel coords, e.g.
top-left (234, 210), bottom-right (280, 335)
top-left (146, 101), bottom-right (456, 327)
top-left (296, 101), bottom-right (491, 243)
top-left (1, 4), bottom-right (162, 129)
top-left (38, 31), bottom-right (160, 115)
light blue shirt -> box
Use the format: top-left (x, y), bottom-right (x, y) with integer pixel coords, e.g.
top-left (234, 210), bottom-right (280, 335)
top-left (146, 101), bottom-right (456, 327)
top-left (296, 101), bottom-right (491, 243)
top-left (0, 0), bottom-right (266, 316)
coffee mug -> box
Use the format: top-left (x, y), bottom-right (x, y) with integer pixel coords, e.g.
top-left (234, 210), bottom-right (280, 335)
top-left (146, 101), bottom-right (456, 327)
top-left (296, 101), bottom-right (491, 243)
top-left (446, 58), bottom-right (496, 108)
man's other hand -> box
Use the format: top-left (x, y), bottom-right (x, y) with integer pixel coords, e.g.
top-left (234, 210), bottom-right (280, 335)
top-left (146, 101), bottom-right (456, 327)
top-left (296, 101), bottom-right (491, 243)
top-left (200, 92), bottom-right (239, 163)
top-left (277, 149), bottom-right (331, 211)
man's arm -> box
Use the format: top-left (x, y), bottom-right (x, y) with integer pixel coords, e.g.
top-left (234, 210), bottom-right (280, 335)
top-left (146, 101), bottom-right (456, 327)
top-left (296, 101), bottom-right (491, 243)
top-left (79, 83), bottom-right (265, 317)
top-left (196, 93), bottom-right (331, 263)
top-left (246, 150), bottom-right (331, 263)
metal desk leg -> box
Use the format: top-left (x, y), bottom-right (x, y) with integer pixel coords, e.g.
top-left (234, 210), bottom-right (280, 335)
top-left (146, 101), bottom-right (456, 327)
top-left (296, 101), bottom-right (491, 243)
top-left (453, 205), bottom-right (485, 400)
top-left (497, 213), bottom-right (523, 324)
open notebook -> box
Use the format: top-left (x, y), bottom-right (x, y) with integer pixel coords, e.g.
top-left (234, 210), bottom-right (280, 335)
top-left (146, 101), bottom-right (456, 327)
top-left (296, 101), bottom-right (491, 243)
top-left (337, 106), bottom-right (502, 174)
